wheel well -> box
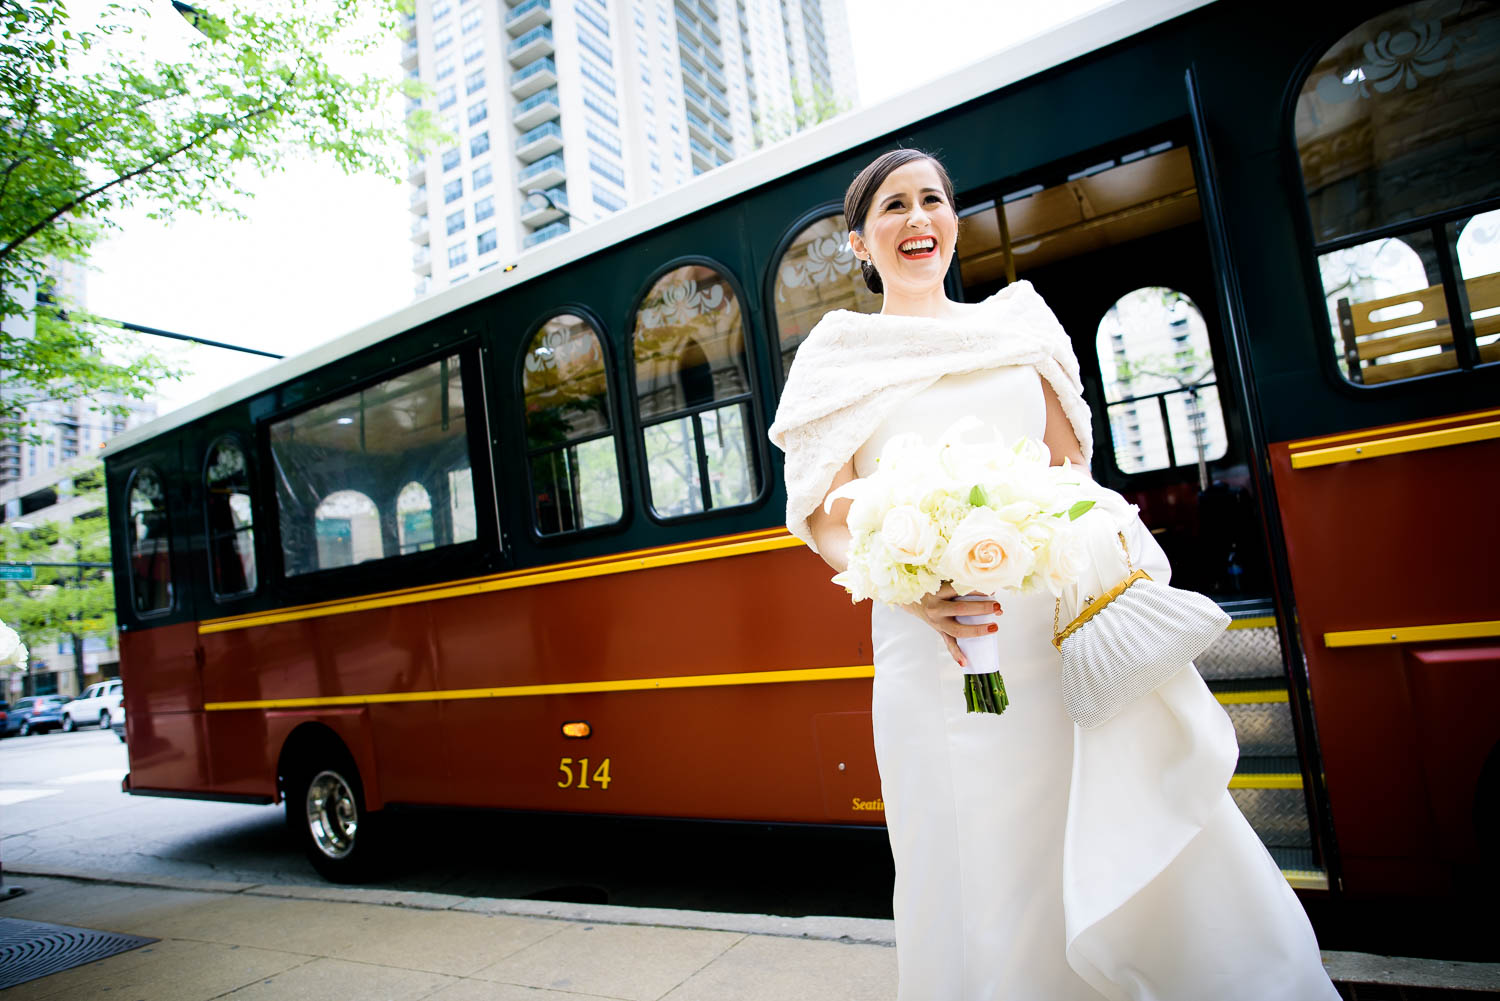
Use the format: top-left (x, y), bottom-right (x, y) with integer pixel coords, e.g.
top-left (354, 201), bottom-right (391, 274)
top-left (276, 723), bottom-right (354, 804)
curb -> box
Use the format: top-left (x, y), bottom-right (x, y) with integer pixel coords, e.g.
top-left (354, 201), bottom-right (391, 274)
top-left (8, 868), bottom-right (1500, 991)
top-left (2, 866), bottom-right (899, 946)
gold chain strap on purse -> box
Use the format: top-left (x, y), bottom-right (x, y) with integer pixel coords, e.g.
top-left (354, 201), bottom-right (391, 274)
top-left (1052, 531), bottom-right (1152, 649)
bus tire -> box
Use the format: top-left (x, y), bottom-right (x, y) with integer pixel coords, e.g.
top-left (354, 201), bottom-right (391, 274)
top-left (286, 750), bottom-right (386, 883)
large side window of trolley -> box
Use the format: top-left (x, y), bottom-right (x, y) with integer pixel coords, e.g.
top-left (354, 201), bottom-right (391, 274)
top-left (126, 466), bottom-right (176, 617)
top-left (1294, 2), bottom-right (1500, 386)
top-left (630, 260), bottom-right (766, 520)
top-left (268, 351), bottom-right (488, 585)
top-left (768, 209), bottom-right (882, 389)
top-left (520, 310), bottom-right (626, 538)
top-left (203, 435), bottom-right (257, 600)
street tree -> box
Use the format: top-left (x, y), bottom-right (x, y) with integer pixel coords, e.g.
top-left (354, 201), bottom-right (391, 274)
top-left (1, 0), bottom-right (444, 444)
top-left (0, 464), bottom-right (116, 697)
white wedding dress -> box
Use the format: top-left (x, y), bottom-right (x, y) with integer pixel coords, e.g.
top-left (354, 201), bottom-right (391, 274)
top-left (852, 365), bottom-right (1338, 1001)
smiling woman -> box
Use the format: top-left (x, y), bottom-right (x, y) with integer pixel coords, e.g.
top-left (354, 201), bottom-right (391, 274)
top-left (843, 149), bottom-right (960, 312)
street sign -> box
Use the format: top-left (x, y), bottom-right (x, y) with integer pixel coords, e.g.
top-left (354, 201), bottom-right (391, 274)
top-left (0, 565), bottom-right (36, 581)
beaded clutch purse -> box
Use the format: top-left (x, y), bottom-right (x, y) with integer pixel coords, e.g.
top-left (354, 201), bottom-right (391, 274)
top-left (1052, 532), bottom-right (1231, 729)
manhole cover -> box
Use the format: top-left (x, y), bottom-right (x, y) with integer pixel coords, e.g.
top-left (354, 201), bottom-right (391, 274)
top-left (0, 917), bottom-right (158, 990)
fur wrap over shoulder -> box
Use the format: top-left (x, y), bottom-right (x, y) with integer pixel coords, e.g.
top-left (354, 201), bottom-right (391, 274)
top-left (767, 280), bottom-right (1093, 553)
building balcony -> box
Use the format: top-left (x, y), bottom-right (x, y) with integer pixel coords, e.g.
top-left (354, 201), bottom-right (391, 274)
top-left (513, 86), bottom-right (560, 130)
top-left (402, 37), bottom-right (419, 67)
top-left (516, 120), bottom-right (564, 162)
top-left (685, 109), bottom-right (711, 146)
top-left (407, 156), bottom-right (426, 181)
top-left (506, 0), bottom-right (551, 35)
top-left (520, 187), bottom-right (568, 225)
top-left (511, 56), bottom-right (557, 98)
top-left (698, 8), bottom-right (720, 42)
top-left (523, 219), bottom-right (570, 249)
top-left (409, 185), bottom-right (428, 213)
top-left (411, 216), bottom-right (430, 243)
top-left (413, 246), bottom-right (432, 274)
top-left (673, 0), bottom-right (696, 23)
top-left (414, 277), bottom-right (431, 298)
top-left (677, 39), bottom-right (704, 73)
top-left (518, 153), bottom-right (566, 190)
top-left (681, 61), bottom-right (708, 98)
top-left (707, 86), bottom-right (730, 118)
top-left (508, 24), bottom-right (554, 66)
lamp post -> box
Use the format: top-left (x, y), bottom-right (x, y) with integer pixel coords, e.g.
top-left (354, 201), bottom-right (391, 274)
top-left (525, 188), bottom-right (572, 222)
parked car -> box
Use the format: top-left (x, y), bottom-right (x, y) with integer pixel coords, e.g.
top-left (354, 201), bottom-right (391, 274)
top-left (0, 701), bottom-right (9, 737)
top-left (5, 696), bottom-right (66, 736)
top-left (61, 679), bottom-right (124, 732)
top-left (112, 701), bottom-right (126, 743)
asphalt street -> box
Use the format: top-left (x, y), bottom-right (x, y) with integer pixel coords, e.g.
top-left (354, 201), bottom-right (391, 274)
top-left (0, 727), bottom-right (897, 917)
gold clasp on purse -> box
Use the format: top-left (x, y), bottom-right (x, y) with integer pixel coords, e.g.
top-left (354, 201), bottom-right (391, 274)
top-left (1051, 532), bottom-right (1152, 650)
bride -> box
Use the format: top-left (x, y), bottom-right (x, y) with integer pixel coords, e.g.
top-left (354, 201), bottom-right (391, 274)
top-left (768, 149), bottom-right (1338, 1001)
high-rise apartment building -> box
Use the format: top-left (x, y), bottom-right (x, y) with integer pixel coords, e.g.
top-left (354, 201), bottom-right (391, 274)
top-left (0, 261), bottom-right (157, 492)
top-left (403, 0), bottom-right (858, 297)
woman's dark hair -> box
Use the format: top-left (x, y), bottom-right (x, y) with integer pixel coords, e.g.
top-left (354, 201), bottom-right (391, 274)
top-left (843, 148), bottom-right (956, 294)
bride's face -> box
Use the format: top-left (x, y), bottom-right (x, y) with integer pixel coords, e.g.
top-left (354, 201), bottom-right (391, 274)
top-left (849, 159), bottom-right (958, 297)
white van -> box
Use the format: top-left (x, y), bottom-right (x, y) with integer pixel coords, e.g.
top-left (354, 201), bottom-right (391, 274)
top-left (61, 679), bottom-right (124, 731)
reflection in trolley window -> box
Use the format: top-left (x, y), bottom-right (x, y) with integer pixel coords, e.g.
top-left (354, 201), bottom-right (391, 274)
top-left (1294, 1), bottom-right (1500, 385)
top-left (127, 467), bottom-right (173, 614)
top-left (1095, 287), bottom-right (1226, 481)
top-left (270, 356), bottom-right (478, 576)
top-left (771, 212), bottom-right (880, 384)
top-left (521, 313), bottom-right (624, 535)
top-left (204, 436), bottom-right (256, 598)
top-left (631, 264), bottom-right (759, 519)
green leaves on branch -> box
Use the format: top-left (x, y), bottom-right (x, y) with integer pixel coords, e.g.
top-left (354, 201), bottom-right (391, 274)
top-left (2, 0), bottom-right (448, 443)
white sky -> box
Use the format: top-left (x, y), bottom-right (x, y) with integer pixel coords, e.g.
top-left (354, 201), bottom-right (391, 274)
top-left (84, 0), bottom-right (1118, 416)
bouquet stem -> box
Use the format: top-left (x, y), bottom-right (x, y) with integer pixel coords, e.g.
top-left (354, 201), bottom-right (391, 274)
top-left (955, 595), bottom-right (1009, 716)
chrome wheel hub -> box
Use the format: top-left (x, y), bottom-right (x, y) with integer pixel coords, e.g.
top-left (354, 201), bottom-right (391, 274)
top-left (305, 770), bottom-right (358, 859)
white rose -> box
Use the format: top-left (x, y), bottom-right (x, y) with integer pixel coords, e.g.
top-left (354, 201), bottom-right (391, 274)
top-left (0, 621), bottom-right (27, 670)
top-left (940, 507), bottom-right (1036, 595)
top-left (1043, 523), bottom-right (1090, 597)
top-left (880, 504), bottom-right (940, 566)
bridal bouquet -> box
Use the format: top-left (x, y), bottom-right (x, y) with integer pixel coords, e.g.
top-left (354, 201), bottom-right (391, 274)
top-left (824, 418), bottom-right (1096, 715)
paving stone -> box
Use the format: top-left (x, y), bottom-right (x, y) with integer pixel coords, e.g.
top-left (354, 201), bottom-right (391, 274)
top-left (473, 923), bottom-right (743, 1001)
top-left (659, 933), bottom-right (897, 1001)
top-left (424, 980), bottom-right (625, 1001)
top-left (209, 956), bottom-right (456, 1000)
top-left (0, 937), bottom-right (309, 1001)
top-left (0, 877), bottom-right (226, 936)
top-left (135, 894), bottom-right (564, 976)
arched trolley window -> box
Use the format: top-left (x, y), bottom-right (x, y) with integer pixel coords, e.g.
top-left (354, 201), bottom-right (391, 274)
top-left (1294, 2), bottom-right (1500, 386)
top-left (126, 466), bottom-right (174, 615)
top-left (269, 354), bottom-right (480, 577)
top-left (521, 312), bottom-right (625, 536)
top-left (1094, 288), bottom-right (1227, 480)
top-left (631, 262), bottom-right (762, 519)
top-left (204, 435), bottom-right (256, 599)
top-left (769, 211), bottom-right (881, 385)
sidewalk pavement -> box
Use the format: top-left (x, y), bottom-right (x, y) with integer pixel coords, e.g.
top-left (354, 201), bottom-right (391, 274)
top-left (3, 868), bottom-right (1499, 1000)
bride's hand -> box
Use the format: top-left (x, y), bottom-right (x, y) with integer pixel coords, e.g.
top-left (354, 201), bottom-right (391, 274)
top-left (901, 584), bottom-right (1001, 668)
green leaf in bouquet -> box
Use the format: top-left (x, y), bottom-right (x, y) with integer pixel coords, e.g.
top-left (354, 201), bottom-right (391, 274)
top-left (1067, 500), bottom-right (1095, 520)
top-left (968, 484), bottom-right (987, 507)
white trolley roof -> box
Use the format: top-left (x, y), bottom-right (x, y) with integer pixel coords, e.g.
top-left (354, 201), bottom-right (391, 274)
top-left (103, 0), bottom-right (1213, 458)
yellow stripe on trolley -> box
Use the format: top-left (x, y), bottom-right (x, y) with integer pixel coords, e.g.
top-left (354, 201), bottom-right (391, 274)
top-left (1324, 619), bottom-right (1500, 648)
top-left (1289, 419), bottom-right (1500, 469)
top-left (1227, 616), bottom-right (1277, 631)
top-left (199, 529), bottom-right (805, 635)
top-left (1214, 690), bottom-right (1289, 706)
top-left (1282, 870), bottom-right (1330, 891)
top-left (1229, 773), bottom-right (1303, 790)
top-left (1286, 406), bottom-right (1500, 450)
top-left (203, 664), bottom-right (876, 711)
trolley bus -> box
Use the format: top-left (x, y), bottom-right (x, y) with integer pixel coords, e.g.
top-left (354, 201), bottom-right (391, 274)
top-left (99, 0), bottom-right (1498, 935)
